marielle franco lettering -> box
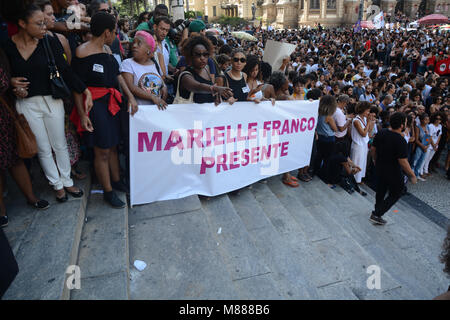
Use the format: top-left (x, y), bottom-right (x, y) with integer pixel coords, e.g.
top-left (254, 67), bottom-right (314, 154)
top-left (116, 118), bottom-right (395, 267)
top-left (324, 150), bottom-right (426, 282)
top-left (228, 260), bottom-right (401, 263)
top-left (137, 117), bottom-right (315, 174)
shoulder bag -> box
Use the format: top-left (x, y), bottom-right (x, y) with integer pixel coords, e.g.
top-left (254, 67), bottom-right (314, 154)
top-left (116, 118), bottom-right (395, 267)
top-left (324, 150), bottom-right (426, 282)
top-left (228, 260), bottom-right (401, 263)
top-left (0, 96), bottom-right (38, 159)
top-left (42, 35), bottom-right (71, 99)
top-left (173, 71), bottom-right (194, 104)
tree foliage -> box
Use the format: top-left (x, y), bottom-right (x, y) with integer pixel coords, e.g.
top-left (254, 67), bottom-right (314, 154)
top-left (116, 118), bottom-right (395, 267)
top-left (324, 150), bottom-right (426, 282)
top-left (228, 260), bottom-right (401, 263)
top-left (216, 16), bottom-right (249, 27)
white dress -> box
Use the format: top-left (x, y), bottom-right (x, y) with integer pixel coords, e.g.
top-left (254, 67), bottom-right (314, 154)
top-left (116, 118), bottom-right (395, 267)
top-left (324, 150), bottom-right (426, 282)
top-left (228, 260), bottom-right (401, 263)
top-left (350, 116), bottom-right (370, 183)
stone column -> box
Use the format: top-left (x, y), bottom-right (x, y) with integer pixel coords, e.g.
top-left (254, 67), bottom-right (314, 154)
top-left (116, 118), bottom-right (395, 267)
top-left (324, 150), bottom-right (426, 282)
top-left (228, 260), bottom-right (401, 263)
top-left (337, 0), bottom-right (344, 18)
top-left (303, 0), bottom-right (309, 23)
top-left (320, 0), bottom-right (326, 19)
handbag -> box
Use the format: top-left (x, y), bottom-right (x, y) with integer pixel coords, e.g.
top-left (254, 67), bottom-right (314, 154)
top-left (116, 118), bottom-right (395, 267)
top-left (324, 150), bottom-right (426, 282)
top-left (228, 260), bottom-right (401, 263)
top-left (42, 35), bottom-right (71, 99)
top-left (0, 96), bottom-right (38, 159)
top-left (173, 71), bottom-right (194, 104)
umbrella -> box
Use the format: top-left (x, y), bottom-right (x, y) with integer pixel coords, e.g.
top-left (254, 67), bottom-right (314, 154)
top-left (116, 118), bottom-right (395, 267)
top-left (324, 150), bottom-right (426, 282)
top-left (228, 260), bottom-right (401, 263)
top-left (206, 28), bottom-right (223, 35)
top-left (418, 14), bottom-right (449, 25)
top-left (231, 31), bottom-right (258, 41)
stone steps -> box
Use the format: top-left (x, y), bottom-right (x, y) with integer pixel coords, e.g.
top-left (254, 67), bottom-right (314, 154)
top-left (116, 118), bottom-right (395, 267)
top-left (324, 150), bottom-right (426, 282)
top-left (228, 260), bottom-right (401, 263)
top-left (319, 180), bottom-right (447, 298)
top-left (127, 196), bottom-right (241, 299)
top-left (70, 190), bottom-right (129, 300)
top-left (228, 187), bottom-right (334, 299)
top-left (266, 176), bottom-right (410, 299)
top-left (3, 161), bottom-right (91, 300)
top-left (200, 194), bottom-right (297, 299)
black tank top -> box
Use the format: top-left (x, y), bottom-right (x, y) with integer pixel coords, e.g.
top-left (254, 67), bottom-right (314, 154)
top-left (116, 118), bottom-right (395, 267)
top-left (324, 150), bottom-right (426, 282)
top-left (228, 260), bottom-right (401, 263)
top-left (179, 67), bottom-right (215, 104)
top-left (225, 71), bottom-right (248, 102)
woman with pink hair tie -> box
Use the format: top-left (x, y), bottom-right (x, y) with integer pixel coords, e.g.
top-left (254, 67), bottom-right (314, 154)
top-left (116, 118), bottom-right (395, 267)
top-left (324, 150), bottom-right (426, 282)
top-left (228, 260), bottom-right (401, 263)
top-left (120, 30), bottom-right (168, 110)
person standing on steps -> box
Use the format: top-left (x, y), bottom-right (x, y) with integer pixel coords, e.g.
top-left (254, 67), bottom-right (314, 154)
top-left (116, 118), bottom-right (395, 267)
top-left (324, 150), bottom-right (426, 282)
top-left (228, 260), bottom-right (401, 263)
top-left (369, 112), bottom-right (417, 225)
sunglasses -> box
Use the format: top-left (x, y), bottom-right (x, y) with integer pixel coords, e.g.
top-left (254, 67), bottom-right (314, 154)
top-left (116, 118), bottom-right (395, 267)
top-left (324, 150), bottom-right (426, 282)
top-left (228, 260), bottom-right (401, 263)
top-left (99, 8), bottom-right (112, 13)
top-left (193, 52), bottom-right (210, 58)
top-left (233, 57), bottom-right (246, 63)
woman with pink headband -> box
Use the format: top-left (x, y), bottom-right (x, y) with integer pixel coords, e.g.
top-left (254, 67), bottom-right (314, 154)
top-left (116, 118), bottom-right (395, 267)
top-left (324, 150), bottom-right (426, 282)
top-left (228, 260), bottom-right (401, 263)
top-left (120, 30), bottom-right (168, 110)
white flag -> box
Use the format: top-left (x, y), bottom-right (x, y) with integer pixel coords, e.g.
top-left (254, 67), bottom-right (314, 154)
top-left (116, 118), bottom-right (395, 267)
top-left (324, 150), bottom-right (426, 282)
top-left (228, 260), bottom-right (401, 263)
top-left (374, 11), bottom-right (385, 29)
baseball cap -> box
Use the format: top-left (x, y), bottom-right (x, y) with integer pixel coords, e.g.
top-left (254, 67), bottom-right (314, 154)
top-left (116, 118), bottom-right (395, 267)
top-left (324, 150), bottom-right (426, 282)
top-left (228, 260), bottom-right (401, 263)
top-left (189, 19), bottom-right (206, 33)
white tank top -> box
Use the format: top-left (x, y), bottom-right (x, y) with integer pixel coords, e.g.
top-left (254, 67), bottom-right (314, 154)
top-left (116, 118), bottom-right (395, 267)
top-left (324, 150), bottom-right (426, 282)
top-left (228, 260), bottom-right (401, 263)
top-left (246, 80), bottom-right (263, 100)
top-left (351, 116), bottom-right (370, 146)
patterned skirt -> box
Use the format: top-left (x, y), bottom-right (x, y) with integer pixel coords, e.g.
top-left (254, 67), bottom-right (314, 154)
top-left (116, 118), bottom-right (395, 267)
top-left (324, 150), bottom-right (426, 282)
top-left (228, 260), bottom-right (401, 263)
top-left (0, 101), bottom-right (19, 170)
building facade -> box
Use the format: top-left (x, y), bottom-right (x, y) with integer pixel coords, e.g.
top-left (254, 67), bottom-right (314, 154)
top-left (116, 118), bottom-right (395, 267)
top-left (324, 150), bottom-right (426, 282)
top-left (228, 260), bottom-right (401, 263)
top-left (183, 0), bottom-right (450, 27)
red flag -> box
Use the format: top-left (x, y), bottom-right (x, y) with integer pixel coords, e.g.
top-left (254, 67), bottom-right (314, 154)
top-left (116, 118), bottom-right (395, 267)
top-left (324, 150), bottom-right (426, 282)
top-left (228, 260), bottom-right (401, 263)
top-left (435, 57), bottom-right (450, 75)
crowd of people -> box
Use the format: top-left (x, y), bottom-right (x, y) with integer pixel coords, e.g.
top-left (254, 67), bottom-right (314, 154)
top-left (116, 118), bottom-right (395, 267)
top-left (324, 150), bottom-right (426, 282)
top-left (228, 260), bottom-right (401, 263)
top-left (0, 0), bottom-right (448, 228)
top-left (0, 0), bottom-right (449, 301)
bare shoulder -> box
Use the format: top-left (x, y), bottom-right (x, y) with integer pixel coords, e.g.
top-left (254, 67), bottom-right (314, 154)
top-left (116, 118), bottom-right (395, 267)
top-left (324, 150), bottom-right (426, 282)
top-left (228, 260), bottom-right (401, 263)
top-left (75, 42), bottom-right (90, 58)
top-left (55, 33), bottom-right (68, 45)
top-left (103, 45), bottom-right (112, 55)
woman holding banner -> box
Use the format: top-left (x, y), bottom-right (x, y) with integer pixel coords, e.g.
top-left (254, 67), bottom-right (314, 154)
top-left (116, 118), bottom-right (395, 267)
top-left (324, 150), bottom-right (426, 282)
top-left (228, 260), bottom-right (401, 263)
top-left (72, 12), bottom-right (137, 209)
top-left (120, 31), bottom-right (168, 110)
top-left (176, 36), bottom-right (233, 104)
top-left (268, 71), bottom-right (299, 187)
top-left (225, 49), bottom-right (262, 103)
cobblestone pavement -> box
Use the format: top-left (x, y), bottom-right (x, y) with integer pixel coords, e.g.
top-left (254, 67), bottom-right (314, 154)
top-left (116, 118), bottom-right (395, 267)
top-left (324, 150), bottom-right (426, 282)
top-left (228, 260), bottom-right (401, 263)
top-left (407, 161), bottom-right (450, 219)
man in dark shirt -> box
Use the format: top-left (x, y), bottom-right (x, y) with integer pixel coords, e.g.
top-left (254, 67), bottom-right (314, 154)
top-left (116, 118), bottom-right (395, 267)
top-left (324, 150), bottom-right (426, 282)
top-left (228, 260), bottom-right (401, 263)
top-left (370, 112), bottom-right (417, 225)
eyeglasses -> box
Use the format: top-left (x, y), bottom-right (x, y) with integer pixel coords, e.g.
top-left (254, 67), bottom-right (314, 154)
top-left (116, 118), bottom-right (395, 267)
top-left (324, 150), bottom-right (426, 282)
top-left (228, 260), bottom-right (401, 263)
top-left (233, 57), bottom-right (246, 63)
top-left (193, 52), bottom-right (210, 58)
top-left (99, 8), bottom-right (112, 13)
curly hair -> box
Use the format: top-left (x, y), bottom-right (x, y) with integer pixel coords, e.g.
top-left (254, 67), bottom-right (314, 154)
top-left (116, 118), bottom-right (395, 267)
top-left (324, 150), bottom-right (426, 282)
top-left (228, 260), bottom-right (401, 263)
top-left (355, 101), bottom-right (372, 115)
top-left (440, 226), bottom-right (450, 277)
top-left (269, 71), bottom-right (287, 92)
top-left (181, 35), bottom-right (213, 67)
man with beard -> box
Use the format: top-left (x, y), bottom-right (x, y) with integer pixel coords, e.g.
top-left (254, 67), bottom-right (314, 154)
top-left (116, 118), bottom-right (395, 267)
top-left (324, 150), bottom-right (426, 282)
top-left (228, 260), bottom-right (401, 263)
top-left (369, 112), bottom-right (417, 225)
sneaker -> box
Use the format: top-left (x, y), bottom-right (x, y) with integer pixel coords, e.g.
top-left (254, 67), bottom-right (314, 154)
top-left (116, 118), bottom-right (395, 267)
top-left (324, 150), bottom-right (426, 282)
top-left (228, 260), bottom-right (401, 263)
top-left (417, 176), bottom-right (426, 182)
top-left (0, 216), bottom-right (8, 228)
top-left (111, 180), bottom-right (129, 193)
top-left (104, 191), bottom-right (126, 209)
top-left (369, 214), bottom-right (387, 225)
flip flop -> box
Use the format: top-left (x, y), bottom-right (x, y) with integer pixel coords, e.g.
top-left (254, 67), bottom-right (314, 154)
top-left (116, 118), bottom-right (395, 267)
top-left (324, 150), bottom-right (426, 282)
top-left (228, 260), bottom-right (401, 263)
top-left (282, 178), bottom-right (299, 188)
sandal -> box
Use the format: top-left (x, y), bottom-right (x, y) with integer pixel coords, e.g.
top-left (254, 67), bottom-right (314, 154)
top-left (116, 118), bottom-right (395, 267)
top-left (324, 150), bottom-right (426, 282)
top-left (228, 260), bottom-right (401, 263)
top-left (298, 174), bottom-right (311, 182)
top-left (282, 178), bottom-right (299, 188)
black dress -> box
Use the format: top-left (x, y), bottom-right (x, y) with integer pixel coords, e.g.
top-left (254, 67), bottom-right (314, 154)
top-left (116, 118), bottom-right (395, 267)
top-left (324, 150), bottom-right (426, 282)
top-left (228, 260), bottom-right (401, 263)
top-left (225, 71), bottom-right (248, 102)
top-left (72, 53), bottom-right (121, 149)
top-left (179, 67), bottom-right (215, 104)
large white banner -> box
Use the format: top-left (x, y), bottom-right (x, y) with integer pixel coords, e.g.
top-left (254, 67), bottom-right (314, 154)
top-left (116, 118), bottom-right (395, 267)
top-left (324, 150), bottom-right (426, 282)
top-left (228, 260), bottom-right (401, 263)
top-left (130, 100), bottom-right (318, 206)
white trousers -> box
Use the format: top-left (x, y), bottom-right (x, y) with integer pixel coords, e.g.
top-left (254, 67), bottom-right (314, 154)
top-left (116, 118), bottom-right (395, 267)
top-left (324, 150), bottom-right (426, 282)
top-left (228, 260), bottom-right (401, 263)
top-left (422, 147), bottom-right (436, 174)
top-left (350, 142), bottom-right (368, 183)
top-left (16, 95), bottom-right (73, 190)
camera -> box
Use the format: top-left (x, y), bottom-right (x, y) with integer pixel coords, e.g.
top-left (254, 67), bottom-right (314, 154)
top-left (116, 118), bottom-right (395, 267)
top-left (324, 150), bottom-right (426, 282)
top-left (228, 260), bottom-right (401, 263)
top-left (168, 19), bottom-right (191, 42)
